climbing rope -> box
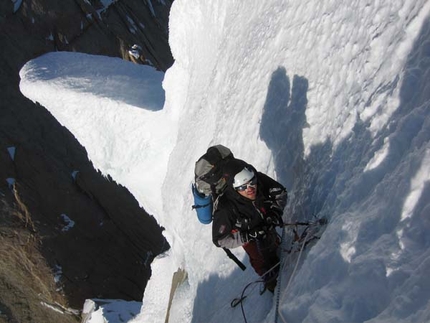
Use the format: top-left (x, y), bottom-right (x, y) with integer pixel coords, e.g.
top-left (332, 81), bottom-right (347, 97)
top-left (231, 220), bottom-right (326, 323)
top-left (231, 262), bottom-right (281, 323)
top-left (274, 224), bottom-right (286, 323)
top-left (275, 224), bottom-right (314, 323)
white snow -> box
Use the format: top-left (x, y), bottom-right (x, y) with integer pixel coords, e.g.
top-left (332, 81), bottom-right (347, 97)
top-left (18, 0), bottom-right (430, 322)
top-left (7, 147), bottom-right (16, 161)
top-left (6, 178), bottom-right (15, 189)
top-left (11, 0), bottom-right (23, 13)
top-left (60, 213), bottom-right (75, 232)
top-left (53, 264), bottom-right (62, 284)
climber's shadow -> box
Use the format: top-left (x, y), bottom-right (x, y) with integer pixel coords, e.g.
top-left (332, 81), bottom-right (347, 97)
top-left (259, 67), bottom-right (309, 191)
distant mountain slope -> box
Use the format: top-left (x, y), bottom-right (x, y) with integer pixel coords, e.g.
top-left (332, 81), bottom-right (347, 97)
top-left (0, 0), bottom-right (172, 321)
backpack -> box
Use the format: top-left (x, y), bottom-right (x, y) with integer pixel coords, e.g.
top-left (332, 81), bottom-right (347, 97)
top-left (192, 145), bottom-right (234, 224)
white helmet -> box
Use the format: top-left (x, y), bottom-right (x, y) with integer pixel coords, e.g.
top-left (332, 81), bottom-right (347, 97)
top-left (233, 167), bottom-right (255, 188)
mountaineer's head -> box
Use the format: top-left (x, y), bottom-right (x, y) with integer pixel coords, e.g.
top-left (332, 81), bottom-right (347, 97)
top-left (223, 159), bottom-right (258, 201)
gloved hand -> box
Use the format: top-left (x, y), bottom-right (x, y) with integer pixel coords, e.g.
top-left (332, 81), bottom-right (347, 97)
top-left (268, 187), bottom-right (288, 208)
top-left (264, 203), bottom-right (284, 227)
top-left (265, 214), bottom-right (283, 227)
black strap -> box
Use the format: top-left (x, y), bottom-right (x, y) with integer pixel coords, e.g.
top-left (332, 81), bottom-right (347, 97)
top-left (281, 217), bottom-right (328, 227)
top-left (223, 247), bottom-right (246, 271)
top-left (191, 203), bottom-right (211, 210)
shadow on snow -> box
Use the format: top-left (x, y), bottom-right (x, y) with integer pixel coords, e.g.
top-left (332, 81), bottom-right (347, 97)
top-left (259, 16), bottom-right (430, 323)
top-left (24, 52), bottom-right (165, 111)
top-left (191, 15), bottom-right (430, 323)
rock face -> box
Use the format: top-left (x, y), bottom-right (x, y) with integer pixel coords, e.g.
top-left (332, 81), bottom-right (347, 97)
top-left (0, 0), bottom-right (173, 321)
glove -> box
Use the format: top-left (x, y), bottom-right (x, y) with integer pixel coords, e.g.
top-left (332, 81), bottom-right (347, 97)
top-left (264, 203), bottom-right (284, 227)
top-left (269, 187), bottom-right (288, 207)
top-left (265, 215), bottom-right (282, 227)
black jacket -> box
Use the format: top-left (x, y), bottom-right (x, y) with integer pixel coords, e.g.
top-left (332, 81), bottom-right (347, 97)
top-left (212, 163), bottom-right (287, 249)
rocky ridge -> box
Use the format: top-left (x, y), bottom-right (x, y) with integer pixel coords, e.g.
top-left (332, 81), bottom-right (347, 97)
top-left (0, 0), bottom-right (173, 321)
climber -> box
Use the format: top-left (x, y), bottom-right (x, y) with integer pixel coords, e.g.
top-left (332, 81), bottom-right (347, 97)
top-left (212, 158), bottom-right (287, 292)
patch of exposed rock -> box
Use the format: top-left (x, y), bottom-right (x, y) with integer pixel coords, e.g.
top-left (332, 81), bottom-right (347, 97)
top-left (0, 0), bottom-right (173, 321)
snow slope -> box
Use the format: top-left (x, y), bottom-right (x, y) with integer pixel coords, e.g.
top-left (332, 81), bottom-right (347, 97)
top-left (19, 0), bottom-right (430, 322)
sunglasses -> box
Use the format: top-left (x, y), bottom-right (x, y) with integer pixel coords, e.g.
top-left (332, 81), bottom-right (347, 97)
top-left (235, 177), bottom-right (257, 191)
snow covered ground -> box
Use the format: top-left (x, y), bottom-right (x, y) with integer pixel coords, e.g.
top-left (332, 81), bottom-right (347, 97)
top-left (19, 0), bottom-right (430, 322)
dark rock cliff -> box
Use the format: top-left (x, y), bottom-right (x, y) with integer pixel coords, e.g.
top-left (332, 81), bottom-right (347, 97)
top-left (0, 0), bottom-right (173, 321)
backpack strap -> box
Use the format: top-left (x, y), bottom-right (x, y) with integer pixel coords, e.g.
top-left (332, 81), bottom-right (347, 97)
top-left (223, 248), bottom-right (246, 271)
top-left (212, 191), bottom-right (222, 214)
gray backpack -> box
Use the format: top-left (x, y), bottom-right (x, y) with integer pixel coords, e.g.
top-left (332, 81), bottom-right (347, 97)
top-left (192, 145), bottom-right (234, 224)
top-left (194, 145), bottom-right (234, 196)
